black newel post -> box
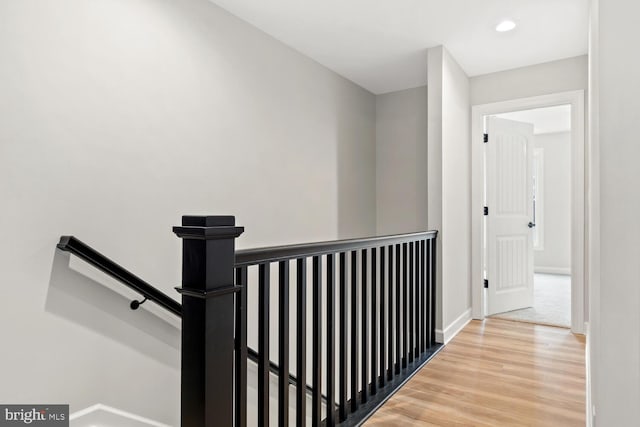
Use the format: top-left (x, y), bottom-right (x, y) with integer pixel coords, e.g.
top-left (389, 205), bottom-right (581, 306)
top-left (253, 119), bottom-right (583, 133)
top-left (173, 216), bottom-right (244, 427)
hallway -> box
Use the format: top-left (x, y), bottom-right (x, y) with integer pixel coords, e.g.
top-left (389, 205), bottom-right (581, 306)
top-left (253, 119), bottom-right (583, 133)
top-left (365, 319), bottom-right (585, 426)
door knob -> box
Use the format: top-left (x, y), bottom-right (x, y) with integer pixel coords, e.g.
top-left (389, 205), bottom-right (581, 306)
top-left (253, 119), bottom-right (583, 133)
top-left (528, 222), bottom-right (536, 228)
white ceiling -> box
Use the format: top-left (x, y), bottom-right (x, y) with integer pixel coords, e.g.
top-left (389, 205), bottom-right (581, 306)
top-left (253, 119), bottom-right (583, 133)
top-left (496, 105), bottom-right (572, 134)
top-left (208, 0), bottom-right (589, 94)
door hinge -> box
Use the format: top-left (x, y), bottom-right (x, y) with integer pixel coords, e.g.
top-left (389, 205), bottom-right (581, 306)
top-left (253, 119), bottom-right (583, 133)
top-left (483, 133), bottom-right (488, 143)
top-left (484, 206), bottom-right (488, 216)
top-left (484, 279), bottom-right (489, 288)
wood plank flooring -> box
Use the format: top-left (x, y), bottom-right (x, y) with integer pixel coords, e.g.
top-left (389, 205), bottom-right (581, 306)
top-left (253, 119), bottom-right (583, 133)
top-left (365, 319), bottom-right (585, 427)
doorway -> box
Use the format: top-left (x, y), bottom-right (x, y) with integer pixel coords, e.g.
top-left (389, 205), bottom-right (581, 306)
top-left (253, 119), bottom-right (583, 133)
top-left (487, 106), bottom-right (572, 327)
top-left (470, 91), bottom-right (585, 334)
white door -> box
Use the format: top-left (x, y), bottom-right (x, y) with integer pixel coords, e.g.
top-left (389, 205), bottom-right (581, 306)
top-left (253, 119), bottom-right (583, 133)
top-left (486, 117), bottom-right (535, 315)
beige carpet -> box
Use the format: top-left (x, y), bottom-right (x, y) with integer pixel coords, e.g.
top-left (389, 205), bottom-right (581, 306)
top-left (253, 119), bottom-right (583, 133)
top-left (490, 273), bottom-right (571, 328)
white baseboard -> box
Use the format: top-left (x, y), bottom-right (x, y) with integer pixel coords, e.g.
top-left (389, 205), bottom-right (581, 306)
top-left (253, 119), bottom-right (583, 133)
top-left (585, 321), bottom-right (593, 427)
top-left (534, 266), bottom-right (571, 275)
top-left (70, 403), bottom-right (171, 427)
top-left (435, 308), bottom-right (472, 344)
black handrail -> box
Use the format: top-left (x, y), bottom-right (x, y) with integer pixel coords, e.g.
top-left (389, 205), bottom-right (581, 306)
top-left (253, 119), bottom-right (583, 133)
top-left (236, 230), bottom-right (437, 266)
top-left (57, 232), bottom-right (438, 314)
top-left (57, 236), bottom-right (182, 317)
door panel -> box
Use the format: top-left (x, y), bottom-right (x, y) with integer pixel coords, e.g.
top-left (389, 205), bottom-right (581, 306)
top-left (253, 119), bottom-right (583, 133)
top-left (487, 117), bottom-right (534, 315)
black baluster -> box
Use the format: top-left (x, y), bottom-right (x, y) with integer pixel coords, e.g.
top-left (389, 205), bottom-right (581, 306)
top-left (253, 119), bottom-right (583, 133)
top-left (379, 247), bottom-right (386, 388)
top-left (361, 249), bottom-right (368, 403)
top-left (395, 244), bottom-right (401, 375)
top-left (312, 256), bottom-right (322, 427)
top-left (402, 243), bottom-right (408, 368)
top-left (258, 263), bottom-right (270, 426)
top-left (339, 252), bottom-right (348, 421)
top-left (326, 254), bottom-right (336, 426)
top-left (430, 239), bottom-right (437, 346)
top-left (278, 261), bottom-right (290, 427)
top-left (387, 245), bottom-right (394, 381)
top-left (420, 240), bottom-right (426, 354)
top-left (425, 240), bottom-right (432, 349)
top-left (296, 259), bottom-right (307, 427)
top-left (409, 242), bottom-right (415, 363)
top-left (235, 267), bottom-right (248, 427)
top-left (350, 251), bottom-right (359, 413)
top-left (370, 247), bottom-right (377, 395)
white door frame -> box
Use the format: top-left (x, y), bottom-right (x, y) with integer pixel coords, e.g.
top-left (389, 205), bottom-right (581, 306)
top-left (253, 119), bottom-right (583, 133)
top-left (471, 90), bottom-right (586, 334)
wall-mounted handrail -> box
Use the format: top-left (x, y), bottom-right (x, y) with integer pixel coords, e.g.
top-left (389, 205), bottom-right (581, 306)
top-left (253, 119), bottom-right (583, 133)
top-left (57, 236), bottom-right (182, 317)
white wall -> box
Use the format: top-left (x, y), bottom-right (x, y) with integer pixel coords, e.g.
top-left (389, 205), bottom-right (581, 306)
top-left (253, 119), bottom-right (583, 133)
top-left (471, 55), bottom-right (588, 106)
top-left (534, 131), bottom-right (572, 273)
top-left (0, 0), bottom-right (376, 424)
top-left (589, 0), bottom-right (640, 424)
top-left (375, 86), bottom-right (428, 235)
top-left (427, 46), bottom-right (471, 341)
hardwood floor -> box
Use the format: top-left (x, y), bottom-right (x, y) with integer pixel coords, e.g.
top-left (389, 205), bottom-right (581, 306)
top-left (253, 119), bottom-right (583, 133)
top-left (365, 319), bottom-right (585, 427)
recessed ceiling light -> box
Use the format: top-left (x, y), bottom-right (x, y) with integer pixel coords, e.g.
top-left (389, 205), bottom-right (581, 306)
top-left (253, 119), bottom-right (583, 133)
top-left (496, 20), bottom-right (516, 32)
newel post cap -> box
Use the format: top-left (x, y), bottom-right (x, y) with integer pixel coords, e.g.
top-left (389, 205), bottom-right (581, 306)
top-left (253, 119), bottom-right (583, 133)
top-left (172, 215), bottom-right (244, 240)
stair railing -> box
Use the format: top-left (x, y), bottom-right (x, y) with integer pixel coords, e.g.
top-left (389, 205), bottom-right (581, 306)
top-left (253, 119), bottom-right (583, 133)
top-left (58, 215), bottom-right (440, 427)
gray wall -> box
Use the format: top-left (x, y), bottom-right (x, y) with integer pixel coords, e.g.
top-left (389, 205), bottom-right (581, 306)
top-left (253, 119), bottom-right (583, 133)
top-left (0, 0), bottom-right (375, 424)
top-left (534, 132), bottom-right (572, 274)
top-left (471, 55), bottom-right (588, 106)
top-left (375, 86), bottom-right (428, 235)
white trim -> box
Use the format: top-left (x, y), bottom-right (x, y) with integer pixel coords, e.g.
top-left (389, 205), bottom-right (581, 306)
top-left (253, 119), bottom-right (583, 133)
top-left (471, 90), bottom-right (586, 335)
top-left (534, 266), bottom-right (571, 275)
top-left (585, 321), bottom-right (593, 427)
top-left (586, 0), bottom-right (600, 424)
top-left (435, 308), bottom-right (472, 344)
top-left (69, 403), bottom-right (171, 427)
